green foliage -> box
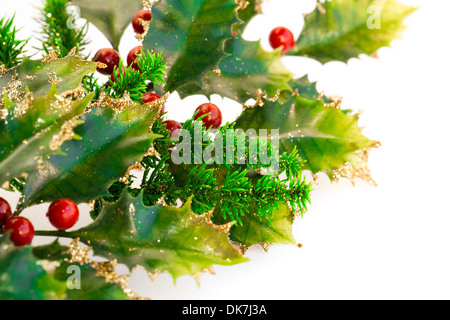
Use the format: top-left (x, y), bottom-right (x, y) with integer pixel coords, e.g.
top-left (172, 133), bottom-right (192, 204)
top-left (181, 37), bottom-right (293, 102)
top-left (0, 85), bottom-right (93, 187)
top-left (18, 104), bottom-right (161, 209)
top-left (106, 51), bottom-right (166, 102)
top-left (0, 235), bottom-right (66, 300)
top-left (32, 240), bottom-right (129, 300)
top-left (213, 203), bottom-right (298, 247)
top-left (142, 0), bottom-right (239, 94)
top-left (235, 95), bottom-right (373, 177)
top-left (291, 0), bottom-right (416, 63)
top-left (72, 0), bottom-right (142, 49)
top-left (37, 0), bottom-right (90, 58)
top-left (0, 15), bottom-right (28, 68)
top-left (56, 192), bottom-right (248, 281)
top-left (0, 55), bottom-right (97, 102)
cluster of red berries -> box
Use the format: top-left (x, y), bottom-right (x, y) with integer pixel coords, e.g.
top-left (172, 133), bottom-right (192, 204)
top-left (92, 10), bottom-right (160, 105)
top-left (0, 197), bottom-right (79, 247)
top-left (163, 103), bottom-right (223, 139)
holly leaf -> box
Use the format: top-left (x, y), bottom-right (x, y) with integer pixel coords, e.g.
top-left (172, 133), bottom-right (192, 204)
top-left (33, 240), bottom-right (129, 300)
top-left (290, 0), bottom-right (416, 63)
top-left (0, 86), bottom-right (93, 187)
top-left (177, 37), bottom-right (293, 102)
top-left (0, 235), bottom-right (66, 300)
top-left (142, 0), bottom-right (239, 94)
top-left (0, 55), bottom-right (97, 102)
top-left (213, 203), bottom-right (296, 247)
top-left (234, 95), bottom-right (373, 177)
top-left (19, 104), bottom-right (161, 208)
top-left (66, 192), bottom-right (247, 281)
top-left (73, 0), bottom-right (143, 50)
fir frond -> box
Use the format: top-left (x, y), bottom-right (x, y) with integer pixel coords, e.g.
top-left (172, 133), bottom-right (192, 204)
top-left (0, 15), bottom-right (28, 68)
top-left (106, 52), bottom-right (166, 102)
top-left (37, 0), bottom-right (89, 58)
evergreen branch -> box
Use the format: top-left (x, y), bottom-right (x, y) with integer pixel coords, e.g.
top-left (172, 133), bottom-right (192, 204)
top-left (37, 0), bottom-right (89, 58)
top-left (106, 52), bottom-right (166, 102)
top-left (137, 51), bottom-right (167, 85)
top-left (0, 15), bottom-right (28, 68)
top-left (90, 116), bottom-right (312, 224)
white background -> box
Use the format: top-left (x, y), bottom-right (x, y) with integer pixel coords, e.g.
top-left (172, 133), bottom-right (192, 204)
top-left (1, 0), bottom-right (450, 299)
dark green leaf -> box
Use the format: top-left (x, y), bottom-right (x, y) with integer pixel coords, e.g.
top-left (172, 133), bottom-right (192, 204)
top-left (68, 192), bottom-right (248, 280)
top-left (0, 236), bottom-right (66, 300)
top-left (0, 86), bottom-right (93, 187)
top-left (20, 104), bottom-right (161, 208)
top-left (73, 0), bottom-right (143, 50)
top-left (177, 37), bottom-right (293, 102)
top-left (234, 95), bottom-right (373, 176)
top-left (0, 55), bottom-right (97, 102)
top-left (33, 240), bottom-right (129, 300)
top-left (142, 0), bottom-right (239, 94)
top-left (213, 203), bottom-right (297, 247)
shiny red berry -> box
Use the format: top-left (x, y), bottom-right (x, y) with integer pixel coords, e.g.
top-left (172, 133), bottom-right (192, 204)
top-left (141, 92), bottom-right (165, 113)
top-left (269, 27), bottom-right (295, 53)
top-left (93, 48), bottom-right (120, 75)
top-left (47, 198), bottom-right (79, 231)
top-left (132, 10), bottom-right (152, 34)
top-left (162, 120), bottom-right (183, 139)
top-left (110, 65), bottom-right (126, 83)
top-left (3, 217), bottom-right (34, 246)
top-left (141, 92), bottom-right (161, 103)
top-left (194, 103), bottom-right (222, 129)
top-left (127, 46), bottom-right (142, 71)
top-left (0, 197), bottom-right (12, 227)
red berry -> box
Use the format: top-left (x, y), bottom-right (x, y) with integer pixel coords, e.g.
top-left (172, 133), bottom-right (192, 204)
top-left (3, 217), bottom-right (34, 246)
top-left (132, 10), bottom-right (152, 34)
top-left (141, 92), bottom-right (161, 103)
top-left (110, 65), bottom-right (126, 83)
top-left (0, 197), bottom-right (12, 227)
top-left (127, 46), bottom-right (142, 71)
top-left (194, 103), bottom-right (222, 129)
top-left (141, 92), bottom-right (165, 113)
top-left (162, 120), bottom-right (183, 139)
top-left (269, 27), bottom-right (295, 53)
top-left (47, 198), bottom-right (79, 231)
top-left (93, 48), bottom-right (120, 75)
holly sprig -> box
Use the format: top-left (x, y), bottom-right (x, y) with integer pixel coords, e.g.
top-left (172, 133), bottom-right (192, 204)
top-left (0, 0), bottom-right (415, 300)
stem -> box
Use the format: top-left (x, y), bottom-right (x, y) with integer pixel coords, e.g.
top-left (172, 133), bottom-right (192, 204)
top-left (34, 230), bottom-right (80, 238)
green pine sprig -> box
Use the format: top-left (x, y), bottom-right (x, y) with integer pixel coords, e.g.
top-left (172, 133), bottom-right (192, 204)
top-left (90, 116), bottom-right (312, 225)
top-left (0, 15), bottom-right (28, 68)
top-left (105, 52), bottom-right (166, 102)
top-left (37, 0), bottom-right (89, 58)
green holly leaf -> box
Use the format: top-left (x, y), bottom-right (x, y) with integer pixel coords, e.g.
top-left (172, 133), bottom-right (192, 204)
top-left (234, 0), bottom-right (263, 33)
top-left (177, 37), bottom-right (293, 102)
top-left (290, 0), bottom-right (415, 63)
top-left (234, 95), bottom-right (373, 177)
top-left (0, 235), bottom-right (66, 300)
top-left (19, 104), bottom-right (161, 209)
top-left (142, 0), bottom-right (239, 94)
top-left (0, 86), bottom-right (93, 187)
top-left (33, 240), bottom-right (129, 300)
top-left (213, 203), bottom-right (296, 247)
top-left (64, 192), bottom-right (247, 281)
top-left (73, 0), bottom-right (143, 50)
top-left (0, 55), bottom-right (97, 102)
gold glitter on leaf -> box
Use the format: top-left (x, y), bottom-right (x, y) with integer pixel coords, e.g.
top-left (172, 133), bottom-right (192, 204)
top-left (67, 238), bottom-right (149, 300)
top-left (332, 141), bottom-right (381, 186)
top-left (235, 0), bottom-right (250, 11)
